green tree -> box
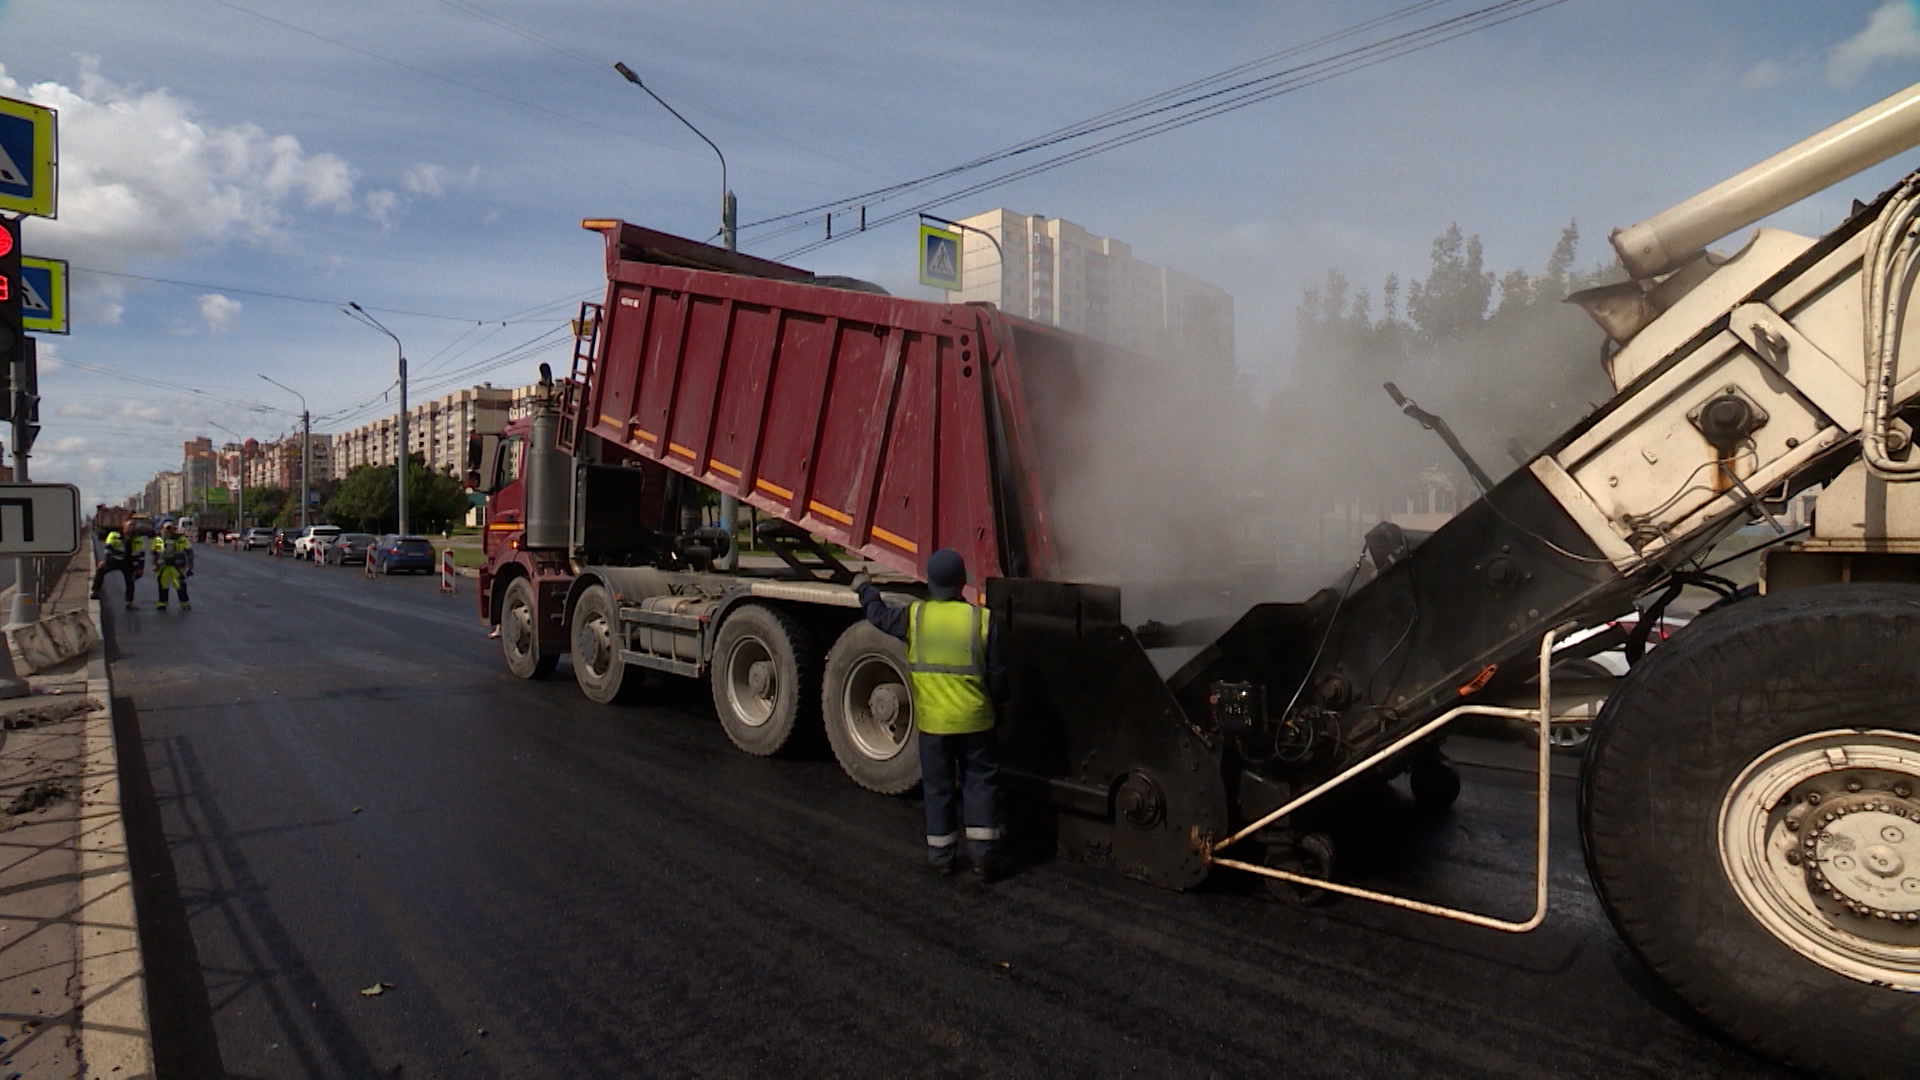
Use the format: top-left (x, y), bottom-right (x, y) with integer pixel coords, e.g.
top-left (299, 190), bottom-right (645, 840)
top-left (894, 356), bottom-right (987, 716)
top-left (324, 455), bottom-right (476, 534)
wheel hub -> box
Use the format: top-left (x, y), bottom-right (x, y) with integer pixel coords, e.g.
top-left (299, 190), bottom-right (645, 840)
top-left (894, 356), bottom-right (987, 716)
top-left (1796, 789), bottom-right (1920, 934)
top-left (1720, 729), bottom-right (1920, 987)
top-left (868, 685), bottom-right (900, 726)
top-left (747, 660), bottom-right (774, 698)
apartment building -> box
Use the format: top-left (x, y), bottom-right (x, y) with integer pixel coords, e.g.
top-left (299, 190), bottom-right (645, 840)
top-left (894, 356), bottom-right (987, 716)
top-left (334, 384), bottom-right (516, 476)
top-left (946, 208), bottom-right (1234, 369)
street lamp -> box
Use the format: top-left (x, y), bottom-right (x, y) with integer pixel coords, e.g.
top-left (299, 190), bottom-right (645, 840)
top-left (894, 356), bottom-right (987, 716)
top-left (206, 420), bottom-right (254, 535)
top-left (345, 303), bottom-right (409, 537)
top-left (615, 59), bottom-right (740, 565)
top-left (258, 374), bottom-right (312, 529)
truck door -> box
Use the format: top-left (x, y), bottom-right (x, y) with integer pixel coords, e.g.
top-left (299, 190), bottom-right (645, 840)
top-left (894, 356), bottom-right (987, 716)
top-left (484, 435), bottom-right (526, 560)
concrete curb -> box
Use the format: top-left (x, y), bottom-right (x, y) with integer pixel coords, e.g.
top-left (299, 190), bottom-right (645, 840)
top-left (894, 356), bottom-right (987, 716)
top-left (75, 554), bottom-right (155, 1077)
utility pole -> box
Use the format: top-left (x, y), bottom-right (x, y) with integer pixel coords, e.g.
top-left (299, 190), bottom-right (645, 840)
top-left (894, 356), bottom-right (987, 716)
top-left (259, 375), bottom-right (310, 528)
top-left (7, 338), bottom-right (40, 630)
top-left (347, 303), bottom-right (409, 536)
top-left (615, 60), bottom-right (739, 567)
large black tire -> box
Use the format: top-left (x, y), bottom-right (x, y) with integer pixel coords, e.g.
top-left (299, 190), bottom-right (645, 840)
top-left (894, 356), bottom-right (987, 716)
top-left (710, 603), bottom-right (816, 756)
top-left (498, 576), bottom-right (557, 680)
top-left (1581, 584), bottom-right (1920, 1079)
top-left (571, 584), bottom-right (638, 705)
top-left (822, 621), bottom-right (920, 794)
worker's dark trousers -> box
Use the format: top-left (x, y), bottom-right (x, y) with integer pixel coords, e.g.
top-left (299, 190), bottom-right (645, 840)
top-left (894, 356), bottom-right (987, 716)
top-left (917, 729), bottom-right (1001, 865)
top-left (93, 561), bottom-right (135, 604)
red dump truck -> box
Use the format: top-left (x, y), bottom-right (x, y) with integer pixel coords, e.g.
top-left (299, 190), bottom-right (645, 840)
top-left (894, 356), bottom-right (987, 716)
top-left (480, 81), bottom-right (1920, 1076)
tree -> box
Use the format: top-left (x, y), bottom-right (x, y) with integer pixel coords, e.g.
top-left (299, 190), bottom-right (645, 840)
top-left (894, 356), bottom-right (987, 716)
top-left (324, 455), bottom-right (476, 534)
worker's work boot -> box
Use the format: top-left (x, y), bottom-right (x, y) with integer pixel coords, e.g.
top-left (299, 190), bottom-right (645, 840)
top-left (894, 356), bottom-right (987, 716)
top-left (180, 602), bottom-right (191, 611)
top-left (155, 603), bottom-right (166, 611)
top-left (926, 849), bottom-right (956, 877)
top-left (970, 846), bottom-right (1010, 884)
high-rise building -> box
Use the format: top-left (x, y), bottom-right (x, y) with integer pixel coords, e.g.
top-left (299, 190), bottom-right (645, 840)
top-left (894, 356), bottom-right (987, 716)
top-left (335, 384), bottom-right (516, 476)
top-left (182, 437), bottom-right (216, 505)
top-left (945, 209), bottom-right (1234, 369)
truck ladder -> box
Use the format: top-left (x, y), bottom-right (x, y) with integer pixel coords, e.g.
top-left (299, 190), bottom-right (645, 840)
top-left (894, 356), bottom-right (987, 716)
top-left (557, 301), bottom-right (602, 454)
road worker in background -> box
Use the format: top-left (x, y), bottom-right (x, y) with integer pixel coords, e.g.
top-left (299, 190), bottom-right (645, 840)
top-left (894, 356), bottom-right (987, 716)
top-left (152, 520), bottom-right (194, 611)
top-left (92, 528), bottom-right (141, 610)
top-left (853, 548), bottom-right (1009, 881)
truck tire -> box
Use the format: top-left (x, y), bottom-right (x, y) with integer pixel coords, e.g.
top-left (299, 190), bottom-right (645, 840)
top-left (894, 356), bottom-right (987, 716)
top-left (499, 576), bottom-right (556, 680)
top-left (1581, 583), bottom-right (1920, 1079)
top-left (571, 584), bottom-right (638, 705)
top-left (711, 603), bottom-right (816, 756)
top-left (822, 621), bottom-right (920, 794)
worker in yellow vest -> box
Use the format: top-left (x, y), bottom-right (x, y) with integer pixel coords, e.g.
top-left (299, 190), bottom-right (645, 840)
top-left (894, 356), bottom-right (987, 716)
top-left (92, 529), bottom-right (140, 609)
top-left (854, 548), bottom-right (1008, 880)
top-left (152, 521), bottom-right (194, 611)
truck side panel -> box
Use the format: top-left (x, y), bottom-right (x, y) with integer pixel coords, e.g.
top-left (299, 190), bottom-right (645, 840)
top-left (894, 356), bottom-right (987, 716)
top-left (580, 240), bottom-right (1028, 590)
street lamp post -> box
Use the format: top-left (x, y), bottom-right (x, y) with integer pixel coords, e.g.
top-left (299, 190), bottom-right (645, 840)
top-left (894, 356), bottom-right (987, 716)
top-left (346, 303), bottom-right (409, 537)
top-left (207, 421), bottom-right (247, 535)
top-left (259, 375), bottom-right (311, 529)
top-left (615, 59), bottom-right (740, 566)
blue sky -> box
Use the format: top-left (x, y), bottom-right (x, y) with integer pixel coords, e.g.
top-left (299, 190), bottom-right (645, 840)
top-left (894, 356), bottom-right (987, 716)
top-left (1, 0), bottom-right (1918, 505)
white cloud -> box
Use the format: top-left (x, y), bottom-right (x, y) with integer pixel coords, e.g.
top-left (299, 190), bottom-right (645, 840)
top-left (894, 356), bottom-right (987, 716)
top-left (403, 164), bottom-right (447, 197)
top-left (198, 292), bottom-right (242, 333)
top-left (1741, 59), bottom-right (1785, 90)
top-left (48, 436), bottom-right (89, 454)
top-left (1830, 2), bottom-right (1920, 87)
top-left (0, 58), bottom-right (364, 321)
top-left (366, 188), bottom-right (400, 229)
top-left (116, 401), bottom-right (169, 424)
top-left (56, 403), bottom-right (104, 419)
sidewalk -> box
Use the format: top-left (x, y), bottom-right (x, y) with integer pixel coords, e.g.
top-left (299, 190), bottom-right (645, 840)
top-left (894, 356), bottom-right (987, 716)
top-left (0, 551), bottom-right (153, 1078)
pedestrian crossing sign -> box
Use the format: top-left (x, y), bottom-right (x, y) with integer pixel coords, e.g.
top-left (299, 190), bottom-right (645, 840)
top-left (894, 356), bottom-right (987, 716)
top-left (919, 224), bottom-right (962, 290)
top-left (20, 257), bottom-right (67, 335)
top-left (0, 94), bottom-right (57, 218)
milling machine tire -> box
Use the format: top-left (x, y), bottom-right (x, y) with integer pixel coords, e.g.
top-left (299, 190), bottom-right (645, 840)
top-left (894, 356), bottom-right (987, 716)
top-left (822, 621), bottom-right (920, 794)
top-left (499, 576), bottom-right (557, 680)
top-left (711, 603), bottom-right (816, 757)
top-left (571, 584), bottom-right (639, 705)
top-left (1581, 584), bottom-right (1920, 1080)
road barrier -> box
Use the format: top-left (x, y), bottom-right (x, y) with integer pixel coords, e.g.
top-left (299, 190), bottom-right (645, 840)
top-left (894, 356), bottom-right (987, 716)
top-left (440, 548), bottom-right (456, 594)
top-left (364, 547), bottom-right (376, 579)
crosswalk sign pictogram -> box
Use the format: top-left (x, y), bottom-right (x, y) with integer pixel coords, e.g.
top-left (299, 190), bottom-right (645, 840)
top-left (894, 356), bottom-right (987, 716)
top-left (0, 95), bottom-right (57, 218)
top-left (20, 257), bottom-right (67, 334)
top-left (919, 224), bottom-right (962, 290)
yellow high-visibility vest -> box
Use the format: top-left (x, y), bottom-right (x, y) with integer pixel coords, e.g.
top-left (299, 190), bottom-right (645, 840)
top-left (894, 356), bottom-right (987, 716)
top-left (906, 599), bottom-right (994, 735)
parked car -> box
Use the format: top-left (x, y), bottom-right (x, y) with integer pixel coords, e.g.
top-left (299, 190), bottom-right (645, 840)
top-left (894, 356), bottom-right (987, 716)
top-left (270, 527), bottom-right (301, 557)
top-left (243, 528), bottom-right (274, 550)
top-left (371, 535), bottom-right (436, 575)
top-left (326, 533), bottom-right (378, 566)
top-left (292, 525), bottom-right (342, 558)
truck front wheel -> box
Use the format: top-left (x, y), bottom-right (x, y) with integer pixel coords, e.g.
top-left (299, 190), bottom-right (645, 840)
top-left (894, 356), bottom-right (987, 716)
top-left (499, 577), bottom-right (556, 680)
top-left (822, 621), bottom-right (920, 794)
top-left (711, 604), bottom-right (816, 756)
top-left (1581, 584), bottom-right (1920, 1079)
top-left (571, 584), bottom-right (638, 704)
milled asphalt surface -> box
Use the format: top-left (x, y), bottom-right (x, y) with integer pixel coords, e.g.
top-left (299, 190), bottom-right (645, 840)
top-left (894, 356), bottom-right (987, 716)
top-left (106, 546), bottom-right (1786, 1079)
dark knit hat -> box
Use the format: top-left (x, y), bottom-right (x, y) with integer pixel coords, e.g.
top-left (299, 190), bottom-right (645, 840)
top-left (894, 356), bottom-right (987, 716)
top-left (926, 548), bottom-right (966, 600)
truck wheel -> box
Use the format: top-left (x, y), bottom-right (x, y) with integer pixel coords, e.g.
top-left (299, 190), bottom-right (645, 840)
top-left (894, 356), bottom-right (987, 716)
top-left (1582, 584), bottom-right (1920, 1079)
top-left (822, 621), bottom-right (920, 794)
top-left (571, 585), bottom-right (637, 704)
top-left (499, 577), bottom-right (556, 680)
top-left (711, 604), bottom-right (816, 756)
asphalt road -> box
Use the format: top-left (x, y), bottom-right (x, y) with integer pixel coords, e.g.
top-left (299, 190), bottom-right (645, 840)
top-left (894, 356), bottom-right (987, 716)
top-left (108, 547), bottom-right (1788, 1079)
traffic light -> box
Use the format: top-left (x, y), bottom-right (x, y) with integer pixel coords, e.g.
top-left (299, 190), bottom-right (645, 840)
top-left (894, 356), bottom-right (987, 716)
top-left (0, 215), bottom-right (19, 423)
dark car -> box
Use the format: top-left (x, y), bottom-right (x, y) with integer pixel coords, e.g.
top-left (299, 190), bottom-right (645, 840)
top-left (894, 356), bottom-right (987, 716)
top-left (270, 527), bottom-right (301, 557)
top-left (326, 533), bottom-right (379, 566)
top-left (372, 535), bottom-right (436, 575)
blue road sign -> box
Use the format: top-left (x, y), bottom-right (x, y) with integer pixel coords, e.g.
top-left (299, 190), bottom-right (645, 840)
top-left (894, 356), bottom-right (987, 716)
top-left (19, 257), bottom-right (67, 335)
top-left (919, 224), bottom-right (962, 290)
top-left (0, 95), bottom-right (57, 218)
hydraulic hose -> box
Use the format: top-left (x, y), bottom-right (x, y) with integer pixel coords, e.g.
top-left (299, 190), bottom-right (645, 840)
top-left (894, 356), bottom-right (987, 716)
top-left (1860, 174), bottom-right (1920, 479)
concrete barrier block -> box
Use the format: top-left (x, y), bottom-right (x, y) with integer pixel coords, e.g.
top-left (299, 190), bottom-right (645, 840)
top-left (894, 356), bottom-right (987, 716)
top-left (10, 610), bottom-right (101, 674)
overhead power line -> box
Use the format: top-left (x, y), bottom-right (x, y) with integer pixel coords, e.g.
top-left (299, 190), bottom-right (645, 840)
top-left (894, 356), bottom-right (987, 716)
top-left (773, 0), bottom-right (1574, 261)
top-left (70, 265), bottom-right (582, 324)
